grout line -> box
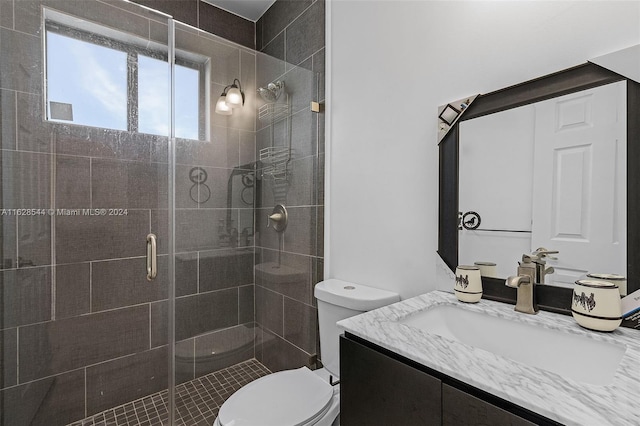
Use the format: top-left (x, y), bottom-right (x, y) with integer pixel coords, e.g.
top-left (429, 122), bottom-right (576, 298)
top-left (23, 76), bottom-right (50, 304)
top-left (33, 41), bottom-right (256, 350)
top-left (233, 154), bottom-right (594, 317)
top-left (15, 327), bottom-right (19, 384)
top-left (89, 262), bottom-right (93, 313)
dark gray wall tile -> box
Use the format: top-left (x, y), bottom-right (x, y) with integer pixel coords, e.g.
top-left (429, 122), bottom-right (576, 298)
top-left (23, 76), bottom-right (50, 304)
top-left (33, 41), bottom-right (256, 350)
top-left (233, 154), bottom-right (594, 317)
top-left (175, 208), bottom-right (227, 252)
top-left (255, 208), bottom-right (280, 250)
top-left (91, 256), bottom-right (168, 312)
top-left (287, 155), bottom-right (314, 206)
top-left (0, 0), bottom-right (14, 29)
top-left (175, 288), bottom-right (239, 341)
top-left (296, 55), bottom-right (313, 72)
top-left (239, 130), bottom-right (255, 165)
top-left (284, 206), bottom-right (315, 256)
top-left (316, 153), bottom-right (324, 204)
top-left (256, 50), bottom-right (286, 90)
top-left (86, 346), bottom-right (169, 416)
top-left (176, 252), bottom-right (198, 297)
top-left (92, 158), bottom-right (168, 209)
top-left (256, 248), bottom-right (311, 304)
top-left (316, 206), bottom-right (324, 258)
top-left (256, 15), bottom-right (263, 50)
top-left (152, 290), bottom-right (240, 348)
top-left (150, 300), bottom-right (168, 348)
top-left (16, 92), bottom-right (49, 153)
top-left (1, 215), bottom-right (17, 270)
top-left (261, 328), bottom-right (312, 373)
top-left (0, 267), bottom-right (51, 328)
top-left (132, 0), bottom-right (198, 27)
top-left (150, 136), bottom-right (168, 163)
top-left (283, 298), bottom-right (317, 354)
top-left (18, 214), bottom-right (50, 267)
top-left (55, 210), bottom-right (149, 263)
top-left (285, 0), bottom-right (324, 66)
top-left (0, 27), bottom-right (41, 94)
top-left (0, 369), bottom-right (85, 426)
top-left (177, 129), bottom-right (240, 168)
top-left (261, 32), bottom-right (285, 63)
top-left (175, 165), bottom-right (232, 210)
top-left (193, 324), bottom-right (255, 375)
top-left (56, 155), bottom-right (90, 209)
top-left (175, 338), bottom-right (195, 384)
top-left (54, 126), bottom-right (152, 162)
top-left (1, 89), bottom-right (16, 150)
top-left (19, 305), bottom-right (149, 382)
top-left (25, 0), bottom-right (151, 38)
top-left (259, 0), bottom-right (312, 48)
top-left (239, 284), bottom-right (254, 324)
top-left (151, 209), bottom-right (169, 255)
top-left (55, 263), bottom-right (90, 319)
top-left (1, 150), bottom-right (50, 209)
top-left (199, 249), bottom-right (253, 292)
top-left (285, 66), bottom-right (316, 116)
top-left (1, 328), bottom-right (17, 389)
top-left (255, 285), bottom-right (283, 336)
top-left (313, 48), bottom-right (325, 102)
top-left (198, 1), bottom-right (254, 49)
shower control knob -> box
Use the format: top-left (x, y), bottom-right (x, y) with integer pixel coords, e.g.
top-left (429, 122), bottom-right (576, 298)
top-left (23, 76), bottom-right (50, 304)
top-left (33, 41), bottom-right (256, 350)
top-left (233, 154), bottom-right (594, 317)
top-left (267, 204), bottom-right (288, 232)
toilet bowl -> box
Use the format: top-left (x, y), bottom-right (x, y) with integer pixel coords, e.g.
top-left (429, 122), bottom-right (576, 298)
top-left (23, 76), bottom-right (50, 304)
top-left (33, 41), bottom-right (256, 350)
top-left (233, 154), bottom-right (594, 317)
top-left (213, 367), bottom-right (339, 426)
top-left (213, 279), bottom-right (400, 426)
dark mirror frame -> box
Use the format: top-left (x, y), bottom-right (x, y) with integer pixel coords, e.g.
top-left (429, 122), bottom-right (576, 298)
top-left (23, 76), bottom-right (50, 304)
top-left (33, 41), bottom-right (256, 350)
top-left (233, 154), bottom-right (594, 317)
top-left (438, 63), bottom-right (640, 321)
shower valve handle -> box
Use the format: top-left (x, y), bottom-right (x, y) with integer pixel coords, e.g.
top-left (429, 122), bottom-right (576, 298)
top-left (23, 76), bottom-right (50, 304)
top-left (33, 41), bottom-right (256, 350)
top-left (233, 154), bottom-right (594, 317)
top-left (268, 212), bottom-right (284, 226)
top-left (267, 204), bottom-right (288, 232)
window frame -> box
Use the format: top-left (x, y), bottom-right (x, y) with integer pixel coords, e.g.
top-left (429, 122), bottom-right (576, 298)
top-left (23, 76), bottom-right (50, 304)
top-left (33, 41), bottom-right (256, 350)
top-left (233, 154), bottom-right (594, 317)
top-left (44, 20), bottom-right (207, 141)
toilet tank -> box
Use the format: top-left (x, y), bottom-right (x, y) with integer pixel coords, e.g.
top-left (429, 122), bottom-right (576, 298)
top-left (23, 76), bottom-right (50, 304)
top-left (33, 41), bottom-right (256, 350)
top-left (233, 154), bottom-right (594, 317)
top-left (314, 279), bottom-right (400, 378)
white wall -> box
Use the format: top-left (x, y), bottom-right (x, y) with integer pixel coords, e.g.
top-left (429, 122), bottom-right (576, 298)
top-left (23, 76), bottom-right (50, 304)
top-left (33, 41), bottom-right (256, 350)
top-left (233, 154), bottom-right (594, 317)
top-left (326, 0), bottom-right (640, 300)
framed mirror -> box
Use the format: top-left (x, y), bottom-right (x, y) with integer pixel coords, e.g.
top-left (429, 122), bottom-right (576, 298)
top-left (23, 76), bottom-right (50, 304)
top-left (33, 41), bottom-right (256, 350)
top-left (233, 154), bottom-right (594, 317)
top-left (439, 63), bottom-right (640, 309)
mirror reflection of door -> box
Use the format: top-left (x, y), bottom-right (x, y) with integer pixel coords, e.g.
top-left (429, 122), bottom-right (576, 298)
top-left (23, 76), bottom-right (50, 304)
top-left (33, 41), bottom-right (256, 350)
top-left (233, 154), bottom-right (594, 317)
top-left (532, 81), bottom-right (626, 287)
top-left (458, 81), bottom-right (626, 289)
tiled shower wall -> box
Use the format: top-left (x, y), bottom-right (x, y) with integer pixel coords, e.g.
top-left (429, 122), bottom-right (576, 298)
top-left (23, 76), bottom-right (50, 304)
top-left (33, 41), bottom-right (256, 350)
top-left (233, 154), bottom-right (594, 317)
top-left (254, 0), bottom-right (326, 372)
top-left (0, 0), bottom-right (257, 424)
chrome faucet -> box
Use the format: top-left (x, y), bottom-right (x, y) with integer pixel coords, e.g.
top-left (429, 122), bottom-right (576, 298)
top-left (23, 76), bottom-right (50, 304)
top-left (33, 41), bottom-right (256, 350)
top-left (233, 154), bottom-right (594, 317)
top-left (530, 247), bottom-right (558, 284)
top-left (505, 255), bottom-right (538, 314)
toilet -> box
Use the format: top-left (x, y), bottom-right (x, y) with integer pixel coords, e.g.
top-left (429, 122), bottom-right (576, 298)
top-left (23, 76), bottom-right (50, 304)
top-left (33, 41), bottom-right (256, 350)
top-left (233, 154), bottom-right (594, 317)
top-left (213, 279), bottom-right (400, 426)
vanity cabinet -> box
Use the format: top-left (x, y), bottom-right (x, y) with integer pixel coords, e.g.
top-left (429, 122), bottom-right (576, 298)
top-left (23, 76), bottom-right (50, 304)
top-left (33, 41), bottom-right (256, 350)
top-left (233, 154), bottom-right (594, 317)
top-left (442, 384), bottom-right (536, 426)
top-left (341, 334), bottom-right (557, 426)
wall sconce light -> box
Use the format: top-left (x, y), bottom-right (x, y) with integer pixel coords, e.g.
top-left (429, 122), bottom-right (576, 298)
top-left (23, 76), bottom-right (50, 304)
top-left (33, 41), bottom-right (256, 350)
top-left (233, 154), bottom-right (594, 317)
top-left (215, 78), bottom-right (245, 115)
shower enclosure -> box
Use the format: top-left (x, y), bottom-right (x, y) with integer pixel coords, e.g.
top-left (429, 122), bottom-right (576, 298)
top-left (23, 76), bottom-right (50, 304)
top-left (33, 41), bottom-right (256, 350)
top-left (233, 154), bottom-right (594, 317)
top-left (0, 0), bottom-right (320, 424)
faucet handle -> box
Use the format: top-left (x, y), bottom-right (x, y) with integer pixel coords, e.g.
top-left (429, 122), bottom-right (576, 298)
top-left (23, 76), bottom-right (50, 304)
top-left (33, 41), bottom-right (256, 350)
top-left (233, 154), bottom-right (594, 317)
top-left (505, 275), bottom-right (531, 288)
top-left (532, 247), bottom-right (559, 260)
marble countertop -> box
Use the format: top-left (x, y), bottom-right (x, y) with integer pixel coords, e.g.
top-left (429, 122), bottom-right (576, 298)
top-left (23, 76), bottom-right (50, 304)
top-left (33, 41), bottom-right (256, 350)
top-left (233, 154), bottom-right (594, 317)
top-left (337, 291), bottom-right (640, 426)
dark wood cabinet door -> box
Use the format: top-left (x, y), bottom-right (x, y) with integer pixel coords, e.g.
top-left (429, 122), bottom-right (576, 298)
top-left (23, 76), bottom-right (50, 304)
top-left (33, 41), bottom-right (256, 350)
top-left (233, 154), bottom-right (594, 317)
top-left (340, 336), bottom-right (442, 426)
top-left (443, 384), bottom-right (537, 426)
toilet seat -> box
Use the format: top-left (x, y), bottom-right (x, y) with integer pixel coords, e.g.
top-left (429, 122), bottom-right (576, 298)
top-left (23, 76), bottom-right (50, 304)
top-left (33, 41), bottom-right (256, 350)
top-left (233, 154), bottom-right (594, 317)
top-left (217, 367), bottom-right (334, 426)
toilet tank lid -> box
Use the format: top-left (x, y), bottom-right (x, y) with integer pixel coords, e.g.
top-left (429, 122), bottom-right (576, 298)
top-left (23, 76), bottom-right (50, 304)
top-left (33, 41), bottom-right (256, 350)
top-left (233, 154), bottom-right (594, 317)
top-left (314, 279), bottom-right (400, 311)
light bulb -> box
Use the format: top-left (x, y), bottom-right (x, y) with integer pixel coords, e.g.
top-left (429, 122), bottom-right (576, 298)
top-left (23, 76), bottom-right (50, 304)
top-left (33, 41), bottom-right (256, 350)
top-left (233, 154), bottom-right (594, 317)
top-left (215, 95), bottom-right (232, 115)
top-left (225, 86), bottom-right (244, 108)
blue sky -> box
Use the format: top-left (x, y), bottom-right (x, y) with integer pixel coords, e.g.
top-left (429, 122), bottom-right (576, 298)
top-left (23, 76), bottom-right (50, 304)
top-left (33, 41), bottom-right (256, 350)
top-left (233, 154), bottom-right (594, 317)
top-left (47, 31), bottom-right (200, 140)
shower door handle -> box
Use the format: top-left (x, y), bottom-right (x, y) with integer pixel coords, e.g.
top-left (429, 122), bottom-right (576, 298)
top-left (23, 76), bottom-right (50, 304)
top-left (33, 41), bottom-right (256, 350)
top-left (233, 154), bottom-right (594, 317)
top-left (146, 234), bottom-right (157, 281)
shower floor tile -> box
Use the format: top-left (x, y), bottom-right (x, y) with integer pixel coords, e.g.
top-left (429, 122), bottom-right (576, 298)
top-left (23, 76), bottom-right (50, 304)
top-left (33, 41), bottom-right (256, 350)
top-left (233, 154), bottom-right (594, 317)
top-left (68, 359), bottom-right (271, 426)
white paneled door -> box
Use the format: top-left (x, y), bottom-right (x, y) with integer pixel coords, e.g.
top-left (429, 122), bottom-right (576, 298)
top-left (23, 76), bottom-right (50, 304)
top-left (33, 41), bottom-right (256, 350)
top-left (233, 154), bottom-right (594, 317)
top-left (532, 81), bottom-right (626, 287)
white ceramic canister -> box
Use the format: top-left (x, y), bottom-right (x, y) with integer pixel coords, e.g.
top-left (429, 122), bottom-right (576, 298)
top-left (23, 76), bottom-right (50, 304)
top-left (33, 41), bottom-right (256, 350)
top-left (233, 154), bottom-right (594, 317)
top-left (586, 273), bottom-right (627, 296)
top-left (474, 261), bottom-right (497, 278)
top-left (571, 279), bottom-right (622, 332)
top-left (454, 265), bottom-right (482, 303)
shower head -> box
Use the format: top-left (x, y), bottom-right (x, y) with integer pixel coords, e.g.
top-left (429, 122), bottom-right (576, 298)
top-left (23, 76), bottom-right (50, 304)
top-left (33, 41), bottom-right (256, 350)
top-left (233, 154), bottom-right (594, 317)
top-left (257, 81), bottom-right (285, 102)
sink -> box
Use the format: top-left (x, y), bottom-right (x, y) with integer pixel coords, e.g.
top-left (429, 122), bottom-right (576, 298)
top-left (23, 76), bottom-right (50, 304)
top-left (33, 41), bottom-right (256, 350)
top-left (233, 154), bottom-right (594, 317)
top-left (398, 304), bottom-right (626, 386)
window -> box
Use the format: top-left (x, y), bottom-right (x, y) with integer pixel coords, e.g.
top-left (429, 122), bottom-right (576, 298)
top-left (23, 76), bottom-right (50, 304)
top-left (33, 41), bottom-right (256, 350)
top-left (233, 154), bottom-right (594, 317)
top-left (45, 18), bottom-right (207, 140)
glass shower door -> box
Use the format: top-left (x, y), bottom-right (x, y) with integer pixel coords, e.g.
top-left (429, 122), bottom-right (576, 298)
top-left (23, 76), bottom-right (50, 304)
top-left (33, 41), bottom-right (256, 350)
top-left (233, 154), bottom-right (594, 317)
top-left (0, 1), bottom-right (172, 424)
